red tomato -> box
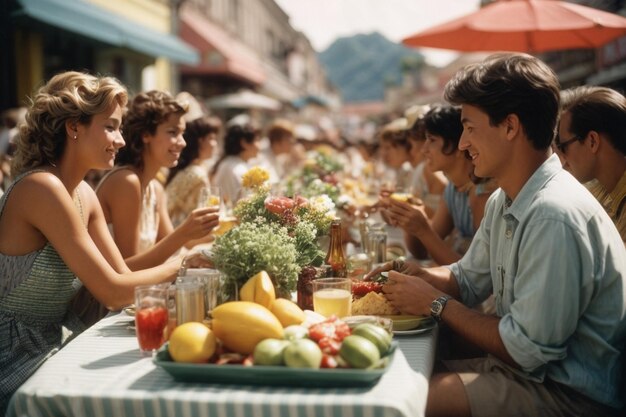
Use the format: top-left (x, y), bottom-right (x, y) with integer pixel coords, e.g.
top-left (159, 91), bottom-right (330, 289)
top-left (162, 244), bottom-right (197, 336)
top-left (308, 316), bottom-right (352, 343)
top-left (334, 321), bottom-right (351, 342)
top-left (351, 281), bottom-right (383, 297)
top-left (317, 337), bottom-right (341, 355)
top-left (308, 322), bottom-right (336, 342)
top-left (320, 354), bottom-right (339, 368)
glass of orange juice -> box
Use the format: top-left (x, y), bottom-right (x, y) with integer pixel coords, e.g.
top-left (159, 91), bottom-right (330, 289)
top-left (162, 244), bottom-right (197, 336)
top-left (312, 278), bottom-right (352, 318)
top-left (198, 185), bottom-right (221, 209)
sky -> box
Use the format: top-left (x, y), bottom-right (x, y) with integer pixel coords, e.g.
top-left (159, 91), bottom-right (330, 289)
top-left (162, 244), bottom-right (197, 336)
top-left (274, 0), bottom-right (481, 67)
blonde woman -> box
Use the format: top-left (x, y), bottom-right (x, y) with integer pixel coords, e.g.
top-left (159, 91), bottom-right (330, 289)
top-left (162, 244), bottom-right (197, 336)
top-left (0, 72), bottom-right (181, 412)
top-left (96, 91), bottom-right (219, 271)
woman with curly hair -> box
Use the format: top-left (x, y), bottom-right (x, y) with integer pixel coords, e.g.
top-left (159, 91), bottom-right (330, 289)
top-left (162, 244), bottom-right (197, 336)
top-left (0, 72), bottom-right (182, 412)
top-left (96, 91), bottom-right (219, 270)
top-left (165, 115), bottom-right (221, 228)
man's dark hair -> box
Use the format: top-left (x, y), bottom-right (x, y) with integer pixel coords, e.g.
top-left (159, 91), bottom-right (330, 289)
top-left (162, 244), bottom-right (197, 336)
top-left (444, 53), bottom-right (560, 150)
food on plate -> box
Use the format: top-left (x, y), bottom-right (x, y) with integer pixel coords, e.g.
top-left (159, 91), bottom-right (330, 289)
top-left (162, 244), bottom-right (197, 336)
top-left (211, 301), bottom-right (284, 354)
top-left (352, 291), bottom-right (399, 315)
top-left (351, 280), bottom-right (383, 297)
top-left (168, 322), bottom-right (216, 363)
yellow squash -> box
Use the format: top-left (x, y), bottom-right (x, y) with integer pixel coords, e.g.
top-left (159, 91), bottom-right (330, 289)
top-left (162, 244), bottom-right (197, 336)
top-left (239, 271), bottom-right (276, 308)
top-left (271, 298), bottom-right (306, 327)
top-left (211, 301), bottom-right (284, 354)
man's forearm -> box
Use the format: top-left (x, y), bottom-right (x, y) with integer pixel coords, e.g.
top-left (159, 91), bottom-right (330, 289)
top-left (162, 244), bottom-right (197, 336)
top-left (440, 299), bottom-right (518, 368)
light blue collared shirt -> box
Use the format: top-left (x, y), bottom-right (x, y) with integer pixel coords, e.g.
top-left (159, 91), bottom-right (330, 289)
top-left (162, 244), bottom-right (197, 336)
top-left (448, 154), bottom-right (626, 409)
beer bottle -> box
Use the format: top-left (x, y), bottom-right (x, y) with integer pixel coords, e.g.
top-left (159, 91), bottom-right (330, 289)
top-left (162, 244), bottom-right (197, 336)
top-left (324, 219), bottom-right (347, 277)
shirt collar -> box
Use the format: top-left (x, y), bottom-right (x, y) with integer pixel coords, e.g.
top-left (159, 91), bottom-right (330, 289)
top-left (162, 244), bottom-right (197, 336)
top-left (504, 154), bottom-right (562, 220)
top-left (607, 168), bottom-right (626, 215)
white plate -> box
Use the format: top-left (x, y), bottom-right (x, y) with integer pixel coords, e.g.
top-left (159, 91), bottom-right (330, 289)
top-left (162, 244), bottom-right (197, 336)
top-left (393, 320), bottom-right (436, 336)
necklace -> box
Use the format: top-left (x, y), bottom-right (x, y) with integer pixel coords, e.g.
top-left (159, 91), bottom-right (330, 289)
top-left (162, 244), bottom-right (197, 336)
top-left (73, 188), bottom-right (86, 227)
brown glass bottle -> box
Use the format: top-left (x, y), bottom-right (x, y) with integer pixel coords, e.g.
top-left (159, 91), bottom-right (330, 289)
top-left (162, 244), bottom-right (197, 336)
top-left (324, 219), bottom-right (347, 277)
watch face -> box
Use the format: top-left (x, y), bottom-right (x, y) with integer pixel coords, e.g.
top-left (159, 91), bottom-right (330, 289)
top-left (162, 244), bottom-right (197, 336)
top-left (432, 301), bottom-right (443, 314)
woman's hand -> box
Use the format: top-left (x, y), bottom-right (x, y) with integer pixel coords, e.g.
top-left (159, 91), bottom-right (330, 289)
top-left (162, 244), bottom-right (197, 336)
top-left (383, 199), bottom-right (431, 236)
top-left (178, 206), bottom-right (220, 241)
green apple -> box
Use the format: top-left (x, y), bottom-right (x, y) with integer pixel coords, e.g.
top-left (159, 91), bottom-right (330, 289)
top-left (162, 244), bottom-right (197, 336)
top-left (283, 339), bottom-right (322, 369)
top-left (253, 338), bottom-right (290, 366)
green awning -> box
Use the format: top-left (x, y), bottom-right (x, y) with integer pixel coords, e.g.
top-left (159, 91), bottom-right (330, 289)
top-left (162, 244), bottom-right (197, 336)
top-left (13, 0), bottom-right (199, 64)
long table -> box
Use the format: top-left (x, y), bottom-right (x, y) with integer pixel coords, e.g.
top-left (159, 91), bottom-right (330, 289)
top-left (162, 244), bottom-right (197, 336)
top-left (7, 312), bottom-right (437, 417)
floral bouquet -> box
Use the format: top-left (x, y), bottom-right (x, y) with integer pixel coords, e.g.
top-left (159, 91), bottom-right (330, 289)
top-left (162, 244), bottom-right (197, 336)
top-left (211, 220), bottom-right (300, 299)
top-left (285, 146), bottom-right (343, 204)
top-left (210, 167), bottom-right (336, 298)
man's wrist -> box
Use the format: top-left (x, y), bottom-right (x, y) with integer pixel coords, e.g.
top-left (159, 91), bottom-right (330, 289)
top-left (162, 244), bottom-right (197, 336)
top-left (430, 295), bottom-right (451, 322)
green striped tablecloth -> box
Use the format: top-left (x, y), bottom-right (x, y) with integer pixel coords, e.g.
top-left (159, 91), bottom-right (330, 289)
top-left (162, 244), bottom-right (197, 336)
top-left (7, 312), bottom-right (437, 417)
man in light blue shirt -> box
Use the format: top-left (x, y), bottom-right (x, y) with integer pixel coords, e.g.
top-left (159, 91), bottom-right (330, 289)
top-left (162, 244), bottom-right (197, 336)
top-left (375, 53), bottom-right (626, 417)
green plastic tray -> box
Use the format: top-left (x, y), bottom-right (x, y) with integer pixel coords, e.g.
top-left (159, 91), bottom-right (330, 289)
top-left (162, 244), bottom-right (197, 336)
top-left (154, 342), bottom-right (397, 387)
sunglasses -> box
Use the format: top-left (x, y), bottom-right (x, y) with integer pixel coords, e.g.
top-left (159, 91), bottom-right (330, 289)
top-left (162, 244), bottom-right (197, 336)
top-left (554, 135), bottom-right (582, 154)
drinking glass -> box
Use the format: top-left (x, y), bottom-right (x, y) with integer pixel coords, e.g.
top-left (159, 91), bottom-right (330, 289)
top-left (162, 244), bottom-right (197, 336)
top-left (175, 275), bottom-right (206, 325)
top-left (366, 229), bottom-right (388, 266)
top-left (198, 185), bottom-right (221, 209)
top-left (134, 285), bottom-right (168, 356)
top-left (182, 268), bottom-right (222, 318)
top-left (312, 277), bottom-right (352, 318)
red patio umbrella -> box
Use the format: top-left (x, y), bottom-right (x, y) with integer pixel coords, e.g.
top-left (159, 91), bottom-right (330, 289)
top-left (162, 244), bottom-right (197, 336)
top-left (402, 0), bottom-right (626, 53)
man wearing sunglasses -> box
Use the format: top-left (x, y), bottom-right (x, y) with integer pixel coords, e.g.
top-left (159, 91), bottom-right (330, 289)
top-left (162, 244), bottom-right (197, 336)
top-left (556, 86), bottom-right (626, 243)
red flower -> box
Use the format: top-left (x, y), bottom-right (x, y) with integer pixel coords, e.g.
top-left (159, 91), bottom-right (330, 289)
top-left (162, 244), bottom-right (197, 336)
top-left (264, 196), bottom-right (295, 215)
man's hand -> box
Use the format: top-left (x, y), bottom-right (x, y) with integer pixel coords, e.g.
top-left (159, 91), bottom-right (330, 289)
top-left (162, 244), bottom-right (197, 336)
top-left (363, 258), bottom-right (426, 281)
top-left (382, 271), bottom-right (446, 316)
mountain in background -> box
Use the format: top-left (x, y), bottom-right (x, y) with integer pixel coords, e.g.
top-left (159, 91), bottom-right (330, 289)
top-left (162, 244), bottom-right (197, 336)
top-left (319, 32), bottom-right (424, 103)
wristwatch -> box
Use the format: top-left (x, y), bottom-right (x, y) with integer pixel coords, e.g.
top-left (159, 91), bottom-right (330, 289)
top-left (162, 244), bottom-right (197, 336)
top-left (430, 295), bottom-right (450, 322)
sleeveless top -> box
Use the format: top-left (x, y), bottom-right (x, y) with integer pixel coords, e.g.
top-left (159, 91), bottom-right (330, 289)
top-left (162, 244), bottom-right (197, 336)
top-left (97, 167), bottom-right (159, 253)
top-left (0, 170), bottom-right (85, 413)
top-left (410, 162), bottom-right (442, 213)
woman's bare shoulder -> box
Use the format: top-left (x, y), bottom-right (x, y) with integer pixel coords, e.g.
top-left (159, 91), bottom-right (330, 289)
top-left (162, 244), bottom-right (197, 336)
top-left (12, 171), bottom-right (66, 200)
top-left (97, 167), bottom-right (142, 196)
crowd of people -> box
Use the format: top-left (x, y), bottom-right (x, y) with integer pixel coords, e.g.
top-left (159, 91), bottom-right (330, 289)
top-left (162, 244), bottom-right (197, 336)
top-left (0, 52), bottom-right (624, 416)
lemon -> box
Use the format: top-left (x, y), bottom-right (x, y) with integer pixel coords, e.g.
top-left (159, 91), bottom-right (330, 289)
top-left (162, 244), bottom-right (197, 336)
top-left (271, 298), bottom-right (306, 327)
top-left (168, 322), bottom-right (216, 363)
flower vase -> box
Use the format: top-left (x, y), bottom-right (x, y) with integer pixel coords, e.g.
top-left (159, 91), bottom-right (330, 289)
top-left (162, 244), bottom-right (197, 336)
top-left (219, 279), bottom-right (239, 304)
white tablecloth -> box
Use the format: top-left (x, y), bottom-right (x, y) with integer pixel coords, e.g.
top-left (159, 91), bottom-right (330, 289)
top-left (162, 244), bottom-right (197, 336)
top-left (7, 312), bottom-right (437, 417)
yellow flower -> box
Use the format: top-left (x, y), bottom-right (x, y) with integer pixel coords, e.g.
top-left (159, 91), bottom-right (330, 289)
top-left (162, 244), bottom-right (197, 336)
top-left (242, 166), bottom-right (270, 189)
top-left (315, 145), bottom-right (334, 156)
